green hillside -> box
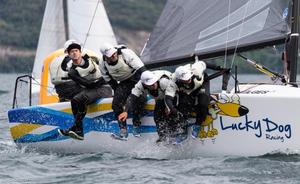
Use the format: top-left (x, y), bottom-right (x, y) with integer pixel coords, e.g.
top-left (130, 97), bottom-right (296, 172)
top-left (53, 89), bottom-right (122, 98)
top-left (0, 0), bottom-right (166, 72)
top-left (0, 0), bottom-right (293, 75)
top-left (0, 0), bottom-right (46, 49)
top-left (0, 0), bottom-right (166, 49)
top-left (103, 0), bottom-right (165, 31)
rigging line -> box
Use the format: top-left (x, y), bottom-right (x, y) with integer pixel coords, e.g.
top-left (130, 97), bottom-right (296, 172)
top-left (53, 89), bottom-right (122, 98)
top-left (27, 77), bottom-right (56, 91)
top-left (24, 76), bottom-right (57, 96)
top-left (224, 0), bottom-right (232, 68)
top-left (230, 0), bottom-right (251, 69)
top-left (83, 0), bottom-right (101, 47)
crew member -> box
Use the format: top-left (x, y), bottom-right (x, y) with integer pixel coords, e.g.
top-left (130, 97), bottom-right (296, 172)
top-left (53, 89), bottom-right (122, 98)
top-left (99, 43), bottom-right (146, 140)
top-left (58, 40), bottom-right (112, 140)
top-left (165, 61), bottom-right (209, 140)
top-left (118, 70), bottom-right (177, 143)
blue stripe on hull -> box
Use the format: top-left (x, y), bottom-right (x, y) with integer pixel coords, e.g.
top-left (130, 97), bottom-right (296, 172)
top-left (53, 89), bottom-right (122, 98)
top-left (9, 107), bottom-right (157, 143)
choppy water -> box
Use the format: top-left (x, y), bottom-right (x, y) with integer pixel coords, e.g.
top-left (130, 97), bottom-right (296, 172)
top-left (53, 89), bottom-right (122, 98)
top-left (1, 73), bottom-right (300, 184)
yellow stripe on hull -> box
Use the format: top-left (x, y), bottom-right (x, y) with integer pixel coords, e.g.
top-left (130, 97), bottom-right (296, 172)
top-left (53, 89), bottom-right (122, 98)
top-left (10, 123), bottom-right (42, 140)
top-left (61, 103), bottom-right (155, 114)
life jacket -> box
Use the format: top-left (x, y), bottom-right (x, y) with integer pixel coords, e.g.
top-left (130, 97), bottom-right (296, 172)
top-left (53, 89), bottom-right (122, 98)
top-left (73, 54), bottom-right (101, 82)
top-left (50, 55), bottom-right (72, 85)
top-left (176, 75), bottom-right (204, 95)
top-left (174, 62), bottom-right (205, 95)
top-left (146, 70), bottom-right (172, 100)
top-left (103, 45), bottom-right (136, 81)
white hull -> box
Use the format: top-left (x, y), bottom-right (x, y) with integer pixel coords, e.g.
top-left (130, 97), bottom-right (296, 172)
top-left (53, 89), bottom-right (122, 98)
top-left (8, 84), bottom-right (300, 158)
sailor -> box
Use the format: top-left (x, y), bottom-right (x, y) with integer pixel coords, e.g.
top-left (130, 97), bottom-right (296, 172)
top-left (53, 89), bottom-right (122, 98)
top-left (118, 70), bottom-right (176, 143)
top-left (165, 61), bottom-right (210, 140)
top-left (99, 43), bottom-right (146, 140)
top-left (49, 51), bottom-right (84, 102)
top-left (58, 40), bottom-right (112, 140)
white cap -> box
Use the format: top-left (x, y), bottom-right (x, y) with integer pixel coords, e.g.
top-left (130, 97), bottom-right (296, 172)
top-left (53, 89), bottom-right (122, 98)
top-left (141, 71), bottom-right (160, 86)
top-left (64, 39), bottom-right (82, 52)
top-left (175, 66), bottom-right (193, 81)
top-left (100, 43), bottom-right (117, 57)
top-left (192, 61), bottom-right (206, 77)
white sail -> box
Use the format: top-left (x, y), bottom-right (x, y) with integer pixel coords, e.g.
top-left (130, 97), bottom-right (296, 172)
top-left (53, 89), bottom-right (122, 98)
top-left (67, 0), bottom-right (117, 50)
top-left (32, 0), bottom-right (66, 93)
top-left (32, 0), bottom-right (117, 94)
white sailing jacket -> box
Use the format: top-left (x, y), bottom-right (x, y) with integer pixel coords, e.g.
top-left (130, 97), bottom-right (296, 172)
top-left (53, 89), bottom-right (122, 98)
top-left (99, 48), bottom-right (144, 82)
top-left (132, 70), bottom-right (172, 100)
top-left (166, 61), bottom-right (206, 97)
top-left (74, 56), bottom-right (101, 82)
top-left (49, 55), bottom-right (72, 85)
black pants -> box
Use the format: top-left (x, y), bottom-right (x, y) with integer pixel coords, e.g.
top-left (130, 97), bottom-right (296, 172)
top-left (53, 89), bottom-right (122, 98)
top-left (153, 99), bottom-right (168, 138)
top-left (71, 85), bottom-right (112, 123)
top-left (112, 79), bottom-right (145, 128)
top-left (154, 99), bottom-right (186, 138)
top-left (177, 91), bottom-right (209, 125)
top-left (55, 81), bottom-right (84, 102)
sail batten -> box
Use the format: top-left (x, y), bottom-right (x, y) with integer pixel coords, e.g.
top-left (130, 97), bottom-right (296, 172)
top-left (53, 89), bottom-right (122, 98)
top-left (141, 0), bottom-right (291, 67)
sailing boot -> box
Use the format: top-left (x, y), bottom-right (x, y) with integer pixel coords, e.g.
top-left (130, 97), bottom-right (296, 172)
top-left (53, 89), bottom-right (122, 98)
top-left (191, 124), bottom-right (201, 139)
top-left (68, 120), bottom-right (84, 140)
top-left (132, 119), bottom-right (141, 137)
top-left (67, 110), bottom-right (86, 140)
top-left (132, 126), bottom-right (141, 137)
top-left (58, 128), bottom-right (69, 137)
top-left (173, 133), bottom-right (188, 144)
top-left (111, 120), bottom-right (128, 140)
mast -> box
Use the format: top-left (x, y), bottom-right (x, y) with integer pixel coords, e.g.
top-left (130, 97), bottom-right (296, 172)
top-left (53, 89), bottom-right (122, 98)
top-left (63, 0), bottom-right (69, 40)
top-left (289, 0), bottom-right (299, 83)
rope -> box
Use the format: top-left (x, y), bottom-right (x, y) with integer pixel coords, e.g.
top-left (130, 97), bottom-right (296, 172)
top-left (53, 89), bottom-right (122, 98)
top-left (83, 0), bottom-right (101, 47)
top-left (19, 76), bottom-right (58, 101)
top-left (224, 0), bottom-right (232, 68)
top-left (230, 0), bottom-right (251, 69)
top-left (31, 77), bottom-right (58, 97)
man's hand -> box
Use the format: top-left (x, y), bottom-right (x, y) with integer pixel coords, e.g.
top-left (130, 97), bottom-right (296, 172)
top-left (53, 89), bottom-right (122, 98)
top-left (118, 112), bottom-right (128, 122)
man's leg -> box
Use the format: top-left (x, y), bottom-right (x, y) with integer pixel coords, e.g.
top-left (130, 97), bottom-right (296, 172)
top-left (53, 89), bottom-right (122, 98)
top-left (68, 90), bottom-right (90, 140)
top-left (58, 90), bottom-right (88, 140)
top-left (153, 99), bottom-right (168, 142)
top-left (131, 95), bottom-right (146, 137)
top-left (111, 81), bottom-right (135, 138)
top-left (192, 93), bottom-right (210, 138)
top-left (176, 93), bottom-right (192, 136)
top-left (195, 93), bottom-right (210, 125)
top-left (67, 86), bottom-right (113, 140)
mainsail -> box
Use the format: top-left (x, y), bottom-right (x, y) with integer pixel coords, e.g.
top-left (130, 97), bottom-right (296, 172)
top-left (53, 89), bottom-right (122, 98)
top-left (141, 0), bottom-right (292, 68)
top-left (32, 0), bottom-right (117, 92)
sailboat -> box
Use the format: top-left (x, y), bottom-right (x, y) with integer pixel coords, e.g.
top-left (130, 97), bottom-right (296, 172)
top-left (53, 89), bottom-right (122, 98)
top-left (8, 0), bottom-right (300, 158)
top-left (31, 0), bottom-right (117, 101)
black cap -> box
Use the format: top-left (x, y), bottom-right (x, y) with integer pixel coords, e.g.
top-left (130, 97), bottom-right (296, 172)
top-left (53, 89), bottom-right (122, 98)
top-left (66, 43), bottom-right (81, 53)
